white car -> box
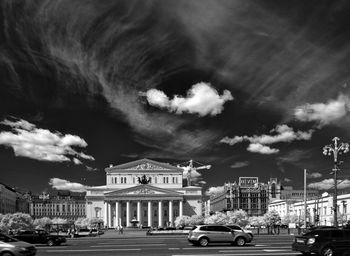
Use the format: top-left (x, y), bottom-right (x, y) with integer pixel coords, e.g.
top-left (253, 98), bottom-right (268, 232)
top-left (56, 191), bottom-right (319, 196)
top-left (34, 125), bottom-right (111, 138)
top-left (0, 233), bottom-right (36, 256)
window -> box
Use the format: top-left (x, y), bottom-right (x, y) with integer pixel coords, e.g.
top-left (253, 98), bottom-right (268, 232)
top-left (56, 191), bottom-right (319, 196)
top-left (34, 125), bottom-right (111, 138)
top-left (144, 210), bottom-right (147, 217)
top-left (115, 177), bottom-right (117, 183)
top-left (149, 177), bottom-right (152, 183)
top-left (62, 205), bottom-right (66, 212)
top-left (155, 177), bottom-right (157, 183)
top-left (56, 205), bottom-right (60, 212)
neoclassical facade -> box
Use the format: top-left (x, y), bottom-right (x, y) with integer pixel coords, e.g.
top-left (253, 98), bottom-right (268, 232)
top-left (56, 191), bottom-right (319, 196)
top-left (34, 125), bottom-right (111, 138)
top-left (86, 159), bottom-right (202, 228)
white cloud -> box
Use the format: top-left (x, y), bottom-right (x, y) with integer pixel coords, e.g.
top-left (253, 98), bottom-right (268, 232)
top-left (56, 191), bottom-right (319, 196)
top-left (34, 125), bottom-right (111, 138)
top-left (308, 178), bottom-right (350, 190)
top-left (294, 94), bottom-right (350, 126)
top-left (247, 143), bottom-right (279, 154)
top-left (49, 178), bottom-right (88, 192)
top-left (307, 172), bottom-right (323, 179)
top-left (205, 186), bottom-right (225, 196)
top-left (220, 136), bottom-right (244, 146)
top-left (284, 178), bottom-right (292, 182)
top-left (0, 118), bottom-right (94, 164)
top-left (220, 124), bottom-right (313, 154)
top-left (230, 161), bottom-right (249, 168)
top-left (248, 125), bottom-right (314, 145)
top-left (73, 158), bottom-right (83, 165)
top-left (145, 82), bottom-right (233, 116)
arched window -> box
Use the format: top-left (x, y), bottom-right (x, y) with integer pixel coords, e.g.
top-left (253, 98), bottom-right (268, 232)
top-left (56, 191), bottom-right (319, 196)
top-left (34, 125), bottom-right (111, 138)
top-left (271, 183), bottom-right (276, 198)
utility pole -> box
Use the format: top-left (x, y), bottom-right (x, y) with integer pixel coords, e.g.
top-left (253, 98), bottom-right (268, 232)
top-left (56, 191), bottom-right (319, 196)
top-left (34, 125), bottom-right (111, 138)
top-left (304, 169), bottom-right (307, 228)
top-left (323, 137), bottom-right (349, 227)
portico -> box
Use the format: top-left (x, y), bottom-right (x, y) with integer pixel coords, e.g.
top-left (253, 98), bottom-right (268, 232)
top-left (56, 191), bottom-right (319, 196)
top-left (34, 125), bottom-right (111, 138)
top-left (86, 158), bottom-right (203, 228)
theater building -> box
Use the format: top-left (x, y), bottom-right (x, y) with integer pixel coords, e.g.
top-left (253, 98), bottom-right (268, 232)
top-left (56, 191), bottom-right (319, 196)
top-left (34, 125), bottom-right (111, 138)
top-left (86, 159), bottom-right (202, 228)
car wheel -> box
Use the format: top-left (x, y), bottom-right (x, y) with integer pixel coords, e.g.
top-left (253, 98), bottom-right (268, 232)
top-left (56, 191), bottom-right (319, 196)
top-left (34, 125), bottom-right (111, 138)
top-left (321, 247), bottom-right (334, 256)
top-left (47, 239), bottom-right (55, 246)
top-left (199, 237), bottom-right (209, 247)
top-left (235, 237), bottom-right (246, 246)
top-left (1, 252), bottom-right (14, 256)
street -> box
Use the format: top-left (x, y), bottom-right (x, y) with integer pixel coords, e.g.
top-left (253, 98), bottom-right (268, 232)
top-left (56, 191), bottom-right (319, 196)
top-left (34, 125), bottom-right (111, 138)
top-left (35, 232), bottom-right (301, 256)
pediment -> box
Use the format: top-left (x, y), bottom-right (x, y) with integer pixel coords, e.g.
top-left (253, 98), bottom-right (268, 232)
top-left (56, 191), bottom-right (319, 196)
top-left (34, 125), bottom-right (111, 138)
top-left (105, 158), bottom-right (182, 173)
top-left (104, 185), bottom-right (183, 197)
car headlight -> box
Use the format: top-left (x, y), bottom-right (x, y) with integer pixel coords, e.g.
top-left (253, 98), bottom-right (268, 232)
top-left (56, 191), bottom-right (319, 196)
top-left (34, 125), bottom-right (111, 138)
top-left (20, 247), bottom-right (29, 251)
top-left (307, 238), bottom-right (316, 245)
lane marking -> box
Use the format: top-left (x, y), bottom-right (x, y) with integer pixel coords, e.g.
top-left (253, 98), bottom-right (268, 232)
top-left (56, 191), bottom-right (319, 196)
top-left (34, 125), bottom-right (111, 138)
top-left (91, 243), bottom-right (166, 247)
top-left (169, 248), bottom-right (181, 250)
top-left (172, 253), bottom-right (299, 256)
top-left (45, 248), bottom-right (141, 253)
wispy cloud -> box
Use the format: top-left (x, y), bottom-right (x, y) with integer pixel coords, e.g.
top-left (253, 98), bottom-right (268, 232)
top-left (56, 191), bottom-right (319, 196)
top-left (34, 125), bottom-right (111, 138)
top-left (0, 118), bottom-right (94, 164)
top-left (284, 178), bottom-right (292, 182)
top-left (205, 186), bottom-right (225, 196)
top-left (307, 172), bottom-right (323, 179)
top-left (295, 94), bottom-right (350, 126)
top-left (230, 161), bottom-right (249, 168)
top-left (308, 178), bottom-right (350, 190)
top-left (221, 124), bottom-right (313, 154)
top-left (144, 82), bottom-right (233, 116)
top-left (49, 178), bottom-right (88, 192)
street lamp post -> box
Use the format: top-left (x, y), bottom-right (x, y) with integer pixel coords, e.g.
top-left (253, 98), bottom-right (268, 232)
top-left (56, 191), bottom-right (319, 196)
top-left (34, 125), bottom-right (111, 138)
top-left (323, 137), bottom-right (349, 227)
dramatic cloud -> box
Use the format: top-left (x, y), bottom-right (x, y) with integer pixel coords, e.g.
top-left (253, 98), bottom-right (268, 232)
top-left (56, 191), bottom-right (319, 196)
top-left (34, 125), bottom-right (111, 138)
top-left (205, 186), bottom-right (225, 196)
top-left (295, 94), bottom-right (350, 126)
top-left (0, 118), bottom-right (94, 163)
top-left (308, 178), bottom-right (350, 190)
top-left (221, 124), bottom-right (313, 154)
top-left (145, 82), bottom-right (233, 116)
top-left (49, 178), bottom-right (88, 192)
top-left (307, 172), bottom-right (323, 179)
top-left (247, 143), bottom-right (279, 154)
top-left (230, 161), bottom-right (249, 168)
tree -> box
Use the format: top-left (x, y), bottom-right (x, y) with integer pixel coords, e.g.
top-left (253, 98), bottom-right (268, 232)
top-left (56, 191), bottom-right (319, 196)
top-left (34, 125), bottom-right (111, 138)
top-left (281, 213), bottom-right (298, 226)
top-left (248, 216), bottom-right (265, 228)
top-left (227, 210), bottom-right (249, 227)
top-left (51, 218), bottom-right (68, 225)
top-left (0, 213), bottom-right (33, 232)
top-left (174, 215), bottom-right (191, 227)
top-left (33, 217), bottom-right (53, 229)
top-left (204, 212), bottom-right (229, 225)
top-left (263, 210), bottom-right (281, 227)
top-left (188, 215), bottom-right (204, 226)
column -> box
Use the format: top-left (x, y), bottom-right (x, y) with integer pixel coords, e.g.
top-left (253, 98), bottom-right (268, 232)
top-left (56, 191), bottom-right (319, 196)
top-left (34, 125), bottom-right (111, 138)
top-left (126, 201), bottom-right (131, 227)
top-left (104, 202), bottom-right (108, 228)
top-left (108, 203), bottom-right (112, 228)
top-left (158, 201), bottom-right (163, 227)
top-left (115, 201), bottom-right (120, 227)
top-left (169, 200), bottom-right (173, 227)
top-left (179, 200), bottom-right (183, 217)
top-left (148, 201), bottom-right (152, 227)
top-left (137, 201), bottom-right (142, 225)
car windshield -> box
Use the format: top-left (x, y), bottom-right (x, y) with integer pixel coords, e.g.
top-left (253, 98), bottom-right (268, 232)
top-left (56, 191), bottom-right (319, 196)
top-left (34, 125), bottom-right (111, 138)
top-left (0, 233), bottom-right (18, 242)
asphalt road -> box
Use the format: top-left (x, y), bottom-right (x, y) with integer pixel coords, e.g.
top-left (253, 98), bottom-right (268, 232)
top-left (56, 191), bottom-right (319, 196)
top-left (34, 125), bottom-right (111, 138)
top-left (35, 233), bottom-right (302, 256)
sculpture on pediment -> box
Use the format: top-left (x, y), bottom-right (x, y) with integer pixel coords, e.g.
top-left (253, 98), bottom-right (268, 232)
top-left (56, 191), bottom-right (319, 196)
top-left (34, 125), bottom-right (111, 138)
top-left (137, 174), bottom-right (151, 184)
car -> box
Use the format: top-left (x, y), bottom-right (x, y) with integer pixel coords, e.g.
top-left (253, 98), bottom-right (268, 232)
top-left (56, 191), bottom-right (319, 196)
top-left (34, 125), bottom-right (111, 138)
top-left (292, 228), bottom-right (350, 256)
top-left (188, 225), bottom-right (253, 247)
top-left (226, 224), bottom-right (254, 239)
top-left (13, 229), bottom-right (66, 246)
top-left (0, 232), bottom-right (37, 256)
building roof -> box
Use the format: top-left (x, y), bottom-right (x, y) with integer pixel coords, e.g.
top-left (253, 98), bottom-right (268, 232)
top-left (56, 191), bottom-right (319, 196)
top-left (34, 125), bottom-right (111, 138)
top-left (105, 158), bottom-right (183, 173)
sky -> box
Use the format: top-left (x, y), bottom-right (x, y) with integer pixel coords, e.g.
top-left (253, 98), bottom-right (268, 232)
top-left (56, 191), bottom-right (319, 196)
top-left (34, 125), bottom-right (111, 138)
top-left (1, 0), bottom-right (350, 195)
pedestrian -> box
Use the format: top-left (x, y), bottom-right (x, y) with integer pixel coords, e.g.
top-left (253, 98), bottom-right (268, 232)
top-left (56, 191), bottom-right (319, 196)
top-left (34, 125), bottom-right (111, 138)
top-left (120, 225), bottom-right (124, 234)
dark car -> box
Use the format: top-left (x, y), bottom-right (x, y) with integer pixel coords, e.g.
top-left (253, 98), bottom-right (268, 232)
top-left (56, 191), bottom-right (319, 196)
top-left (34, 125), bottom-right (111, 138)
top-left (188, 225), bottom-right (253, 247)
top-left (292, 228), bottom-right (350, 256)
top-left (13, 229), bottom-right (66, 246)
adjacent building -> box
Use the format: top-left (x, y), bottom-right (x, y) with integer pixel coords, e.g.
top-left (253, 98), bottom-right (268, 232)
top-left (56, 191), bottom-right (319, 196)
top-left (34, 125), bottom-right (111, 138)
top-left (269, 192), bottom-right (350, 226)
top-left (209, 177), bottom-right (282, 216)
top-left (29, 191), bottom-right (86, 219)
top-left (0, 183), bottom-right (17, 214)
top-left (85, 158), bottom-right (203, 228)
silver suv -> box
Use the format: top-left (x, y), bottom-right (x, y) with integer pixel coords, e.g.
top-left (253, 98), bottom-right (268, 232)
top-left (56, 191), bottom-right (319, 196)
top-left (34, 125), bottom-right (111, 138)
top-left (0, 233), bottom-right (36, 256)
top-left (188, 225), bottom-right (253, 247)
